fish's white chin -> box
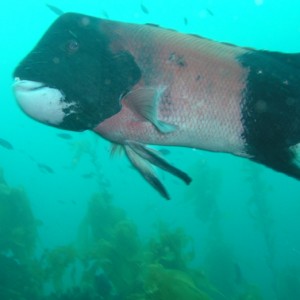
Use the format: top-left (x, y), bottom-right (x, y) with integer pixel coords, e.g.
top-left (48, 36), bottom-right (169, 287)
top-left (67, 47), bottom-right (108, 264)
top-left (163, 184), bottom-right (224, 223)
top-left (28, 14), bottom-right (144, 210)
top-left (13, 79), bottom-right (68, 126)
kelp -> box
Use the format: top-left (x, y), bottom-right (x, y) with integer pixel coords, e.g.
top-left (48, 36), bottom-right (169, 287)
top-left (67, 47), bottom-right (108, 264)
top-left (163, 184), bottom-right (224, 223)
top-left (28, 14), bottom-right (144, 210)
top-left (143, 263), bottom-right (211, 300)
top-left (0, 180), bottom-right (38, 261)
top-left (42, 244), bottom-right (77, 292)
top-left (0, 171), bottom-right (265, 300)
top-left (75, 192), bottom-right (215, 299)
top-left (0, 169), bottom-right (41, 299)
top-left (146, 221), bottom-right (195, 271)
top-left (78, 191), bottom-right (143, 297)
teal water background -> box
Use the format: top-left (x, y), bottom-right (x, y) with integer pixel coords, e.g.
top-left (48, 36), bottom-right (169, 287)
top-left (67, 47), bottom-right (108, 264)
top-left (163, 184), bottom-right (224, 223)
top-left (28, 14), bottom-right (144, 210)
top-left (1, 1), bottom-right (300, 299)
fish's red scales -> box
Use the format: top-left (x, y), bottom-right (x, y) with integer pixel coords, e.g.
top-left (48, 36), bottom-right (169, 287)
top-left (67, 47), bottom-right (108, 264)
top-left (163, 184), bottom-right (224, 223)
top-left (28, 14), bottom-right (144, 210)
top-left (95, 21), bottom-right (249, 154)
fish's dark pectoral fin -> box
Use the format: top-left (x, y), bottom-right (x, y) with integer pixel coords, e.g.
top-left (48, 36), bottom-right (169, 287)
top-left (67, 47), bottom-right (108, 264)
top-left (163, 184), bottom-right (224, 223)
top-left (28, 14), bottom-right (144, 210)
top-left (127, 140), bottom-right (192, 185)
top-left (124, 144), bottom-right (170, 200)
top-left (124, 87), bottom-right (177, 133)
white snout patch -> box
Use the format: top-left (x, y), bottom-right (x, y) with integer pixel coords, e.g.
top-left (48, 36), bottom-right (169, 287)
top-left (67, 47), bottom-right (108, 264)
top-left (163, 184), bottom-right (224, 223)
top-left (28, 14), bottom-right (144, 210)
top-left (13, 79), bottom-right (73, 126)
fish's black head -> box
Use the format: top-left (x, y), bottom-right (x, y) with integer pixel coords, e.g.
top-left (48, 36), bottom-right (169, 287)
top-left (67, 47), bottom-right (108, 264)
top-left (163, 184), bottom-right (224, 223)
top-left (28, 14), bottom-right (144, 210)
top-left (13, 13), bottom-right (141, 131)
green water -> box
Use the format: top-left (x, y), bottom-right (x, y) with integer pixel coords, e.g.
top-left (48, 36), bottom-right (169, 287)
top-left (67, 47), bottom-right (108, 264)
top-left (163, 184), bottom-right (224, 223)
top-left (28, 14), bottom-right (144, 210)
top-left (0, 1), bottom-right (300, 299)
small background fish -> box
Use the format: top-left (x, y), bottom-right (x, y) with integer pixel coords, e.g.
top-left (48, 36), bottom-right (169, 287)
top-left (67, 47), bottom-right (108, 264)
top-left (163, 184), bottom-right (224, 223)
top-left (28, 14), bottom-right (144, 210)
top-left (46, 4), bottom-right (64, 16)
top-left (140, 3), bottom-right (149, 14)
top-left (0, 138), bottom-right (13, 150)
top-left (56, 133), bottom-right (73, 140)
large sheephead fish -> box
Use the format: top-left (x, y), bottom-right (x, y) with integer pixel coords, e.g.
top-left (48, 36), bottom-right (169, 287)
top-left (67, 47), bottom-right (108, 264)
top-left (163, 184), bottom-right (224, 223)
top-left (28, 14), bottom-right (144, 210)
top-left (13, 13), bottom-right (300, 199)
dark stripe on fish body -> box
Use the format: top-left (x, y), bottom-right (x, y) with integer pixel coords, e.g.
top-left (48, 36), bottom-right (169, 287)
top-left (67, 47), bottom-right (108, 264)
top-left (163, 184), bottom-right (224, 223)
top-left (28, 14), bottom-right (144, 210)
top-left (238, 50), bottom-right (300, 178)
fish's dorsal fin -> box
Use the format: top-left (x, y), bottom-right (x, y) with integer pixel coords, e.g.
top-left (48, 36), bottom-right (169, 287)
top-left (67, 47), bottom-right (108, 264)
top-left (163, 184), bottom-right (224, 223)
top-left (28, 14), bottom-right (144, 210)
top-left (124, 87), bottom-right (177, 133)
top-left (124, 141), bottom-right (191, 199)
top-left (46, 4), bottom-right (64, 16)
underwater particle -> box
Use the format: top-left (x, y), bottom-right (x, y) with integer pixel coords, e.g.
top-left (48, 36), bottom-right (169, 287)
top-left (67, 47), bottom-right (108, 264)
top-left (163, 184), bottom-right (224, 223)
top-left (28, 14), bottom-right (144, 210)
top-left (0, 138), bottom-right (13, 150)
top-left (183, 17), bottom-right (188, 25)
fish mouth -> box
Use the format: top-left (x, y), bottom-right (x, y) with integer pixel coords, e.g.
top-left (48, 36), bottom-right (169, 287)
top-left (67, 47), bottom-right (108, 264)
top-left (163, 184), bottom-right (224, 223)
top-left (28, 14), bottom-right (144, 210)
top-left (13, 78), bottom-right (47, 91)
top-left (12, 78), bottom-right (68, 126)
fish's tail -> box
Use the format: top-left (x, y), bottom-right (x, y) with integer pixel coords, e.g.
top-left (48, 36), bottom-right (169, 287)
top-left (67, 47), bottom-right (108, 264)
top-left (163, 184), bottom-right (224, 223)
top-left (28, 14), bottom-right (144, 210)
top-left (272, 52), bottom-right (300, 180)
top-left (251, 146), bottom-right (300, 181)
top-left (240, 50), bottom-right (300, 180)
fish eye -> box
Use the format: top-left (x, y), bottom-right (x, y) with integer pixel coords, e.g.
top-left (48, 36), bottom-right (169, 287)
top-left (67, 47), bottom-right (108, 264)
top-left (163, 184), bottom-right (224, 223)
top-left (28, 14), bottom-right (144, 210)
top-left (66, 39), bottom-right (79, 53)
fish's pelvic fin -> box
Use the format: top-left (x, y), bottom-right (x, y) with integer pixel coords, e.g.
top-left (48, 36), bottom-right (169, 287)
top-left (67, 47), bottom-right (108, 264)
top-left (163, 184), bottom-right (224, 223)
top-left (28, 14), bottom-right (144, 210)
top-left (124, 87), bottom-right (177, 133)
top-left (124, 141), bottom-right (191, 199)
top-left (124, 143), bottom-right (170, 200)
top-left (127, 141), bottom-right (191, 185)
top-left (110, 143), bottom-right (124, 157)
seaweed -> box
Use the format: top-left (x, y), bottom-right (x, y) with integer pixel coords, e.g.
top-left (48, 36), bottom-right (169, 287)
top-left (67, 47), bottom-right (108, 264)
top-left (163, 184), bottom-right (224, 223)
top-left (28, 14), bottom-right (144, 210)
top-left (0, 169), bottom-right (41, 299)
top-left (74, 191), bottom-right (143, 298)
top-left (143, 263), bottom-right (211, 300)
top-left (75, 191), bottom-right (215, 299)
top-left (0, 169), bottom-right (39, 261)
top-left (42, 245), bottom-right (77, 292)
top-left (0, 170), bottom-right (248, 300)
top-left (146, 221), bottom-right (195, 271)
